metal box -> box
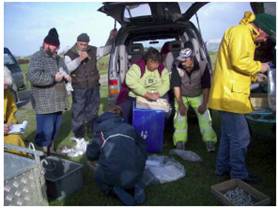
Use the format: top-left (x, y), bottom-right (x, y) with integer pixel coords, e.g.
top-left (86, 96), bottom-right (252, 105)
top-left (4, 145), bottom-right (48, 206)
top-left (44, 156), bottom-right (83, 200)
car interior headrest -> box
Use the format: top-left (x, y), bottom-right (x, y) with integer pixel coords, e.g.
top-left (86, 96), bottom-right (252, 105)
top-left (128, 43), bottom-right (144, 55)
top-left (169, 40), bottom-right (181, 51)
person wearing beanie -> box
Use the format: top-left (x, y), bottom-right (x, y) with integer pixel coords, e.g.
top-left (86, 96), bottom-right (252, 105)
top-left (208, 11), bottom-right (272, 184)
top-left (171, 45), bottom-right (217, 152)
top-left (28, 27), bottom-right (71, 155)
top-left (64, 29), bottom-right (117, 142)
top-left (44, 28), bottom-right (60, 47)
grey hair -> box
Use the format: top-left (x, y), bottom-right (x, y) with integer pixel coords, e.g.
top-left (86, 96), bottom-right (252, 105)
top-left (4, 66), bottom-right (13, 86)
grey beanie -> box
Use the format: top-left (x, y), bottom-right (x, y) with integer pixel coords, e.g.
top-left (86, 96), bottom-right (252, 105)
top-left (77, 33), bottom-right (90, 42)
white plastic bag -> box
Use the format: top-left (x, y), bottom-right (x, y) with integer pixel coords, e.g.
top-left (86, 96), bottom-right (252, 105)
top-left (143, 155), bottom-right (186, 185)
top-left (169, 149), bottom-right (202, 162)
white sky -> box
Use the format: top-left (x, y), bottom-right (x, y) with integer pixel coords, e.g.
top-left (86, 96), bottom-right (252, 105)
top-left (3, 1), bottom-right (274, 56)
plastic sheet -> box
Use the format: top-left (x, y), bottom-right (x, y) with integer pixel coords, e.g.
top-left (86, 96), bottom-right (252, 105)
top-left (142, 155), bottom-right (185, 186)
top-left (169, 149), bottom-right (202, 162)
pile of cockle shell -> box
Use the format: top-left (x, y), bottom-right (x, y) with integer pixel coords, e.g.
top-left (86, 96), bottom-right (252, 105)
top-left (224, 187), bottom-right (256, 206)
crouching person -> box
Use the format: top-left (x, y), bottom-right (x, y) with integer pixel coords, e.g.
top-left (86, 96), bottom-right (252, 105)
top-left (86, 105), bottom-right (147, 205)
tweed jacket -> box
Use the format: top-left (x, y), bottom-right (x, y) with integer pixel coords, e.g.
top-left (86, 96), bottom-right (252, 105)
top-left (28, 48), bottom-right (68, 114)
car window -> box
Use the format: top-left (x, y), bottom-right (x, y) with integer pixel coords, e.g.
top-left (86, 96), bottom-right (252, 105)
top-left (124, 4), bottom-right (151, 19)
top-left (4, 53), bottom-right (15, 65)
top-left (133, 38), bottom-right (176, 51)
top-left (178, 2), bottom-right (194, 14)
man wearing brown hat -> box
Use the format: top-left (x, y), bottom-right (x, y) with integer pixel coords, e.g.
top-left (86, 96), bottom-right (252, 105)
top-left (28, 28), bottom-right (71, 154)
top-left (64, 29), bottom-right (117, 144)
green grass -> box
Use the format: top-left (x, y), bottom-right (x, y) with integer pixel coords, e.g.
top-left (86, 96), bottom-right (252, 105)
top-left (16, 57), bottom-right (276, 205)
top-left (20, 63), bottom-right (31, 89)
top-left (209, 51), bottom-right (218, 70)
top-left (15, 96), bottom-right (276, 205)
top-left (20, 55), bottom-right (109, 90)
top-left (97, 55), bottom-right (110, 75)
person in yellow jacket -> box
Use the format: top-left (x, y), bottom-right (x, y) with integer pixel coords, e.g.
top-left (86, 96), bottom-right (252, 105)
top-left (4, 66), bottom-right (26, 148)
top-left (208, 12), bottom-right (272, 183)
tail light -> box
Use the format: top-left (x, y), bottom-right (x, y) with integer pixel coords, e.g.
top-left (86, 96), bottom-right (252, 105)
top-left (109, 79), bottom-right (120, 96)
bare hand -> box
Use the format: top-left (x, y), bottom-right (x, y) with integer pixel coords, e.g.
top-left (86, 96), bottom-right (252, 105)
top-left (261, 63), bottom-right (270, 73)
top-left (79, 51), bottom-right (89, 61)
top-left (257, 73), bottom-right (267, 83)
top-left (178, 103), bottom-right (187, 116)
top-left (110, 29), bottom-right (118, 39)
top-left (63, 74), bottom-right (72, 82)
top-left (197, 103), bottom-right (207, 114)
top-left (4, 124), bottom-right (10, 135)
top-left (55, 72), bottom-right (64, 82)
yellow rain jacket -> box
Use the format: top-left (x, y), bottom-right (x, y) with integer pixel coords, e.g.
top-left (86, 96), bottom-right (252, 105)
top-left (4, 89), bottom-right (26, 148)
top-left (208, 12), bottom-right (262, 114)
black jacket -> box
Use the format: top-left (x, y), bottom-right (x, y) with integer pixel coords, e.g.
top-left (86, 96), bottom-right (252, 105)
top-left (86, 112), bottom-right (147, 188)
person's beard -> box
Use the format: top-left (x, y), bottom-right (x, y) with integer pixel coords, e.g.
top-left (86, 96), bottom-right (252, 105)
top-left (45, 47), bottom-right (57, 57)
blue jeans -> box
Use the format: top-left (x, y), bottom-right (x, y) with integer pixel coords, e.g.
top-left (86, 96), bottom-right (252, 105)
top-left (216, 111), bottom-right (250, 179)
top-left (95, 166), bottom-right (145, 205)
top-left (35, 112), bottom-right (62, 147)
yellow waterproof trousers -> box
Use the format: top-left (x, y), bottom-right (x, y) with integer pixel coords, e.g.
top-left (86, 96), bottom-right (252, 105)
top-left (173, 95), bottom-right (217, 145)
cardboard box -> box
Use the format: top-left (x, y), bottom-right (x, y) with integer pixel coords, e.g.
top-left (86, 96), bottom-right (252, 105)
top-left (211, 179), bottom-right (270, 206)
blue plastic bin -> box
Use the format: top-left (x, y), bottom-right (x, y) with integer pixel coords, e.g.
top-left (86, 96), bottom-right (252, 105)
top-left (132, 105), bottom-right (165, 153)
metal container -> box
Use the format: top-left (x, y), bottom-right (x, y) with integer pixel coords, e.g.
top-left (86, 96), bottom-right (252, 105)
top-left (4, 144), bottom-right (48, 206)
top-left (44, 156), bottom-right (83, 200)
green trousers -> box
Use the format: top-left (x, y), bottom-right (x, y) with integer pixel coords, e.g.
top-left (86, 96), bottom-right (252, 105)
top-left (173, 95), bottom-right (217, 145)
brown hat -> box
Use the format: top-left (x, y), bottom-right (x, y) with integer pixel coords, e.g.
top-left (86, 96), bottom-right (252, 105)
top-left (77, 33), bottom-right (90, 42)
top-left (44, 28), bottom-right (60, 47)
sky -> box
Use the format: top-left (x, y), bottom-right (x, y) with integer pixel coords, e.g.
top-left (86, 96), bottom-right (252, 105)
top-left (3, 2), bottom-right (255, 56)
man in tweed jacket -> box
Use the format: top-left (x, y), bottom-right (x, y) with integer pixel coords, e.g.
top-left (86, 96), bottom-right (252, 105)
top-left (28, 28), bottom-right (71, 154)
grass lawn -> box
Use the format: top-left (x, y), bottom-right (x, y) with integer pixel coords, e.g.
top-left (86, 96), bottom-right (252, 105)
top-left (15, 59), bottom-right (276, 205)
top-left (15, 89), bottom-right (276, 205)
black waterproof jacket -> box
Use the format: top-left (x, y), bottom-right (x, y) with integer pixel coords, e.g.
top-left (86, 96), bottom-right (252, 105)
top-left (86, 112), bottom-right (147, 189)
